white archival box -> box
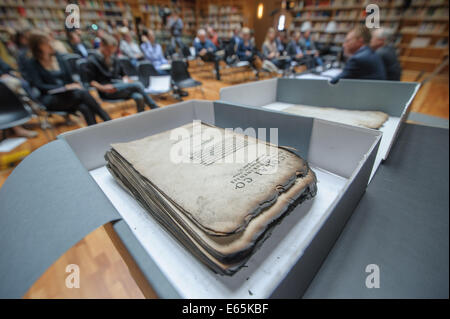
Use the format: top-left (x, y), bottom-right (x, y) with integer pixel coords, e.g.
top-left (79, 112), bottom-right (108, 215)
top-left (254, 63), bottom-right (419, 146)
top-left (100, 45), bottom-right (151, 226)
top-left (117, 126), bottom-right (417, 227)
top-left (60, 100), bottom-right (381, 298)
top-left (220, 78), bottom-right (420, 182)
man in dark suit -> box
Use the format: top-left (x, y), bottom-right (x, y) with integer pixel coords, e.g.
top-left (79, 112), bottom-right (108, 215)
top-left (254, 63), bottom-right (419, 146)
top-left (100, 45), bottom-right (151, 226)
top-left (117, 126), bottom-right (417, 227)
top-left (86, 34), bottom-right (158, 112)
top-left (286, 30), bottom-right (314, 68)
top-left (331, 25), bottom-right (386, 84)
top-left (371, 28), bottom-right (402, 81)
top-left (194, 29), bottom-right (221, 80)
top-left (67, 30), bottom-right (89, 58)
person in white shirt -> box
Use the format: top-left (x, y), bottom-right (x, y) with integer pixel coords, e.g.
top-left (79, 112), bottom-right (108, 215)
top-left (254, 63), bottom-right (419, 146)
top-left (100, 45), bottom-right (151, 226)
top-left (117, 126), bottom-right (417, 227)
top-left (119, 27), bottom-right (144, 65)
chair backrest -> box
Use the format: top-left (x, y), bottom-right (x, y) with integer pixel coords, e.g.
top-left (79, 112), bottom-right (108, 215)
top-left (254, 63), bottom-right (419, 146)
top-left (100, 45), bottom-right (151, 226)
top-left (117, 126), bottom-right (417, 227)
top-left (147, 75), bottom-right (171, 94)
top-left (61, 53), bottom-right (82, 74)
top-left (87, 49), bottom-right (98, 56)
top-left (119, 57), bottom-right (138, 77)
top-left (171, 60), bottom-right (191, 83)
top-left (137, 61), bottom-right (160, 87)
top-left (75, 58), bottom-right (89, 86)
top-left (189, 46), bottom-right (196, 57)
top-left (0, 82), bottom-right (32, 130)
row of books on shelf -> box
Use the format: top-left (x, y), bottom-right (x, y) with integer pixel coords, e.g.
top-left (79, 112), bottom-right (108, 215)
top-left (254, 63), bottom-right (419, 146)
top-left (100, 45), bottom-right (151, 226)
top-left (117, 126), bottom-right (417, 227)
top-left (294, 7), bottom-right (448, 20)
top-left (0, 7), bottom-right (132, 18)
top-left (0, 15), bottom-right (133, 31)
top-left (310, 30), bottom-right (448, 48)
top-left (294, 0), bottom-right (398, 10)
top-left (408, 37), bottom-right (448, 48)
top-left (293, 0), bottom-right (448, 10)
top-left (0, 0), bottom-right (127, 10)
top-left (401, 22), bottom-right (448, 34)
top-left (0, 0), bottom-right (67, 7)
top-left (403, 7), bottom-right (449, 19)
top-left (409, 0), bottom-right (448, 6)
top-left (207, 5), bottom-right (241, 15)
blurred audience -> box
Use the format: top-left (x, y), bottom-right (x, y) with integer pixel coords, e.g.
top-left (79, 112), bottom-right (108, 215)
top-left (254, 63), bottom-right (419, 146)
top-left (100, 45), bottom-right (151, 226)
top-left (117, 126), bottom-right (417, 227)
top-left (230, 26), bottom-right (242, 48)
top-left (43, 28), bottom-right (69, 54)
top-left (276, 30), bottom-right (289, 55)
top-left (27, 31), bottom-right (111, 126)
top-left (286, 30), bottom-right (305, 63)
top-left (67, 31), bottom-right (89, 58)
top-left (206, 26), bottom-right (219, 48)
top-left (236, 27), bottom-right (262, 75)
top-left (194, 29), bottom-right (221, 80)
top-left (262, 28), bottom-right (286, 73)
top-left (0, 57), bottom-right (38, 138)
top-left (140, 29), bottom-right (169, 74)
top-left (167, 9), bottom-right (184, 55)
top-left (299, 28), bottom-right (323, 67)
top-left (371, 28), bottom-right (402, 81)
top-left (15, 29), bottom-right (32, 80)
top-left (86, 34), bottom-right (158, 112)
top-left (331, 25), bottom-right (386, 84)
top-left (119, 27), bottom-right (144, 65)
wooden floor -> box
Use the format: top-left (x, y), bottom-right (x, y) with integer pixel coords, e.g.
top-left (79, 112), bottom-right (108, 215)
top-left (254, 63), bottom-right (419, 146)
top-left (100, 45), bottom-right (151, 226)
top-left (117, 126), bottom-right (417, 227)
top-left (0, 65), bottom-right (447, 298)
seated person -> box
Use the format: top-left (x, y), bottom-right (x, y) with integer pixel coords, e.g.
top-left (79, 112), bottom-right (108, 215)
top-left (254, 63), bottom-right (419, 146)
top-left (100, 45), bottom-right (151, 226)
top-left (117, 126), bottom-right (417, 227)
top-left (331, 25), bottom-right (387, 84)
top-left (299, 28), bottom-right (323, 67)
top-left (67, 30), bottom-right (89, 58)
top-left (194, 29), bottom-right (221, 80)
top-left (276, 30), bottom-right (289, 56)
top-left (286, 30), bottom-right (306, 63)
top-left (236, 27), bottom-right (262, 73)
top-left (206, 26), bottom-right (219, 48)
top-left (371, 28), bottom-right (402, 81)
top-left (230, 26), bottom-right (242, 49)
top-left (14, 29), bottom-right (32, 81)
top-left (167, 9), bottom-right (185, 55)
top-left (43, 27), bottom-right (69, 54)
top-left (0, 57), bottom-right (37, 138)
top-left (27, 31), bottom-right (111, 126)
top-left (140, 29), bottom-right (169, 74)
top-left (86, 33), bottom-right (158, 112)
top-left (262, 27), bottom-right (289, 72)
top-left (119, 27), bottom-right (144, 65)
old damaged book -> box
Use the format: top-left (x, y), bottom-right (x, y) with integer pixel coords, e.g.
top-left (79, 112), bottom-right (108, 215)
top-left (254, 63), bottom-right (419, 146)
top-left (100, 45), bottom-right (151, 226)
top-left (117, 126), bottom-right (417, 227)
top-left (105, 121), bottom-right (317, 275)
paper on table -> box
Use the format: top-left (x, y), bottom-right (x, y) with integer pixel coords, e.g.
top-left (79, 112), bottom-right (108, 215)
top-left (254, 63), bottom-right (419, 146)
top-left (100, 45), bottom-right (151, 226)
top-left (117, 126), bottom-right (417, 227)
top-left (0, 137), bottom-right (27, 152)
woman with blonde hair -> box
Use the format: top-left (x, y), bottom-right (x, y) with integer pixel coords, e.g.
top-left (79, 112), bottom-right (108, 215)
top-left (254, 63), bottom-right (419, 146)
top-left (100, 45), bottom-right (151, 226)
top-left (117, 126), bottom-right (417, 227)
top-left (261, 27), bottom-right (283, 73)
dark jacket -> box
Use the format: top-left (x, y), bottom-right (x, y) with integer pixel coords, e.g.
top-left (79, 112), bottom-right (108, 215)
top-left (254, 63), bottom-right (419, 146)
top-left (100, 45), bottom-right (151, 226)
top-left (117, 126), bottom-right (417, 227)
top-left (0, 57), bottom-right (13, 75)
top-left (286, 39), bottom-right (304, 58)
top-left (331, 46), bottom-right (387, 84)
top-left (16, 48), bottom-right (32, 81)
top-left (69, 42), bottom-right (89, 58)
top-left (299, 36), bottom-right (317, 52)
top-left (194, 39), bottom-right (216, 56)
top-left (376, 45), bottom-right (402, 81)
top-left (236, 40), bottom-right (254, 61)
top-left (28, 54), bottom-right (73, 98)
top-left (86, 51), bottom-right (125, 84)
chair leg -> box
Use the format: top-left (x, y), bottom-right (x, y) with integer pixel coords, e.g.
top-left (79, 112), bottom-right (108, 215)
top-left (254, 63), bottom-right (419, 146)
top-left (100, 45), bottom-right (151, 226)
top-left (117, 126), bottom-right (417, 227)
top-left (44, 114), bottom-right (58, 140)
top-left (37, 114), bottom-right (54, 141)
top-left (199, 86), bottom-right (205, 99)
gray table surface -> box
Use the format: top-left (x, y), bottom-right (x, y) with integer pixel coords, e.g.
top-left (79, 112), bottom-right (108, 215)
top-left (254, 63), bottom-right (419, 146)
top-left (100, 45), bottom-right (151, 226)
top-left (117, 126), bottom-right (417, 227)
top-left (304, 123), bottom-right (449, 298)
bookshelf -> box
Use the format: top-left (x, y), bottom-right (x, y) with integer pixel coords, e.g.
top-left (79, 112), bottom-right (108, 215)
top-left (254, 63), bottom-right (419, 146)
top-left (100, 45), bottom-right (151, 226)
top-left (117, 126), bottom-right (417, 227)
top-left (0, 0), bottom-right (134, 33)
top-left (196, 0), bottom-right (245, 40)
top-left (290, 0), bottom-right (449, 71)
top-left (137, 0), bottom-right (196, 47)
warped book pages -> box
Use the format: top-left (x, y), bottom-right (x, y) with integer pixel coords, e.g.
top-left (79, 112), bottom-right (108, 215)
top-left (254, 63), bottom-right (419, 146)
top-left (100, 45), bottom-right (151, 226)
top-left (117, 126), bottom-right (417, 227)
top-left (282, 105), bottom-right (389, 129)
top-left (105, 122), bottom-right (317, 275)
